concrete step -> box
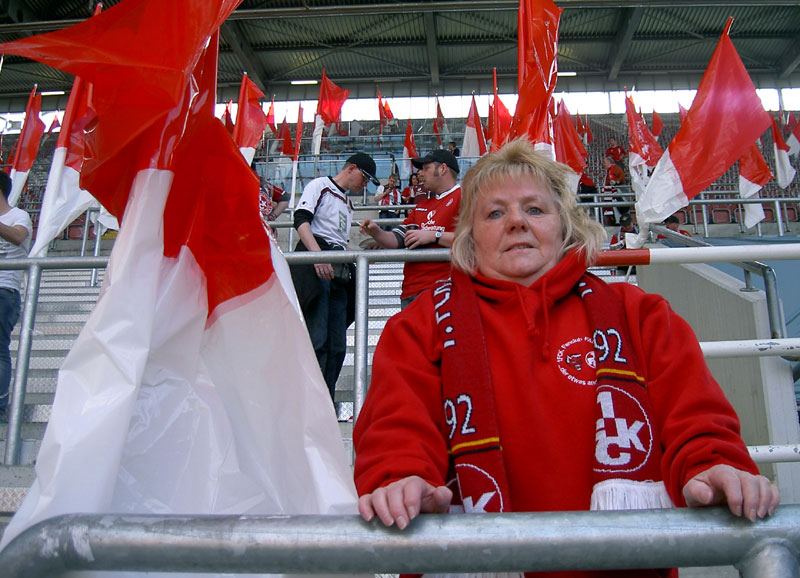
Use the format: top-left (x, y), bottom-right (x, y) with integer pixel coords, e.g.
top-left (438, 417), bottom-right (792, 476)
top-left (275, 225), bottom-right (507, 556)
top-left (0, 465), bottom-right (35, 514)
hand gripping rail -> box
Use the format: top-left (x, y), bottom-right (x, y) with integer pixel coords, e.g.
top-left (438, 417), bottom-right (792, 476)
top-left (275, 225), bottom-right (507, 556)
top-left (1, 507), bottom-right (800, 577)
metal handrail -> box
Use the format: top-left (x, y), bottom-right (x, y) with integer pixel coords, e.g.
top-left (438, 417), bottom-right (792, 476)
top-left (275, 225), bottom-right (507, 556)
top-left (2, 507), bottom-right (800, 577)
top-left (651, 225), bottom-right (786, 338)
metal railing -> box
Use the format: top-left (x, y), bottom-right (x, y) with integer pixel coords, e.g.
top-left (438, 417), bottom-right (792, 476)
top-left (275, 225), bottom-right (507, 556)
top-left (4, 244), bottom-right (800, 466)
top-left (2, 506), bottom-right (800, 577)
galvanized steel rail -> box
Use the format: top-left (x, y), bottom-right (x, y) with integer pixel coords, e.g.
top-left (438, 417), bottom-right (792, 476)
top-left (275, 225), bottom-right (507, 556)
top-left (2, 507), bottom-right (800, 577)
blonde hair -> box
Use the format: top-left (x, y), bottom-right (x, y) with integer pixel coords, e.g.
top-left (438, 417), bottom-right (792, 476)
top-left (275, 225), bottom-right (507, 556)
top-left (451, 139), bottom-right (606, 275)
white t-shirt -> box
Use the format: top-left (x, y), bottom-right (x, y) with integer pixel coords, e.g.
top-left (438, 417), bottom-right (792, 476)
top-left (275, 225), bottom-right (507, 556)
top-left (0, 206), bottom-right (32, 291)
top-left (296, 176), bottom-right (354, 248)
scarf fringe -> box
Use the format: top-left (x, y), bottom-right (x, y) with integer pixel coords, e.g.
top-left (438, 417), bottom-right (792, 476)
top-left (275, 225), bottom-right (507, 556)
top-left (590, 479), bottom-right (674, 510)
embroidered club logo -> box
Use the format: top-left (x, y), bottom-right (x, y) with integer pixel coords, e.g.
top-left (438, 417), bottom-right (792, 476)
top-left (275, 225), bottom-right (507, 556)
top-left (556, 337), bottom-right (596, 386)
top-left (427, 209), bottom-right (437, 221)
top-left (594, 385), bottom-right (653, 473)
top-left (446, 463), bottom-right (505, 513)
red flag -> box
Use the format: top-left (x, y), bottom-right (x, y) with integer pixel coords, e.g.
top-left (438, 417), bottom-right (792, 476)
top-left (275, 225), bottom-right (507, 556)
top-left (433, 95), bottom-right (446, 146)
top-left (636, 18), bottom-right (771, 225)
top-left (678, 103), bottom-right (689, 123)
top-left (277, 115), bottom-right (293, 156)
top-left (402, 119), bottom-right (418, 178)
top-left (738, 142), bottom-right (771, 228)
top-left (46, 113), bottom-right (61, 135)
top-left (317, 68), bottom-right (349, 124)
top-left (772, 116), bottom-right (796, 188)
top-left (462, 94), bottom-right (487, 157)
top-left (378, 88), bottom-right (387, 134)
top-left (265, 98), bottom-right (277, 133)
top-left (489, 68), bottom-right (512, 152)
top-left (8, 86), bottom-right (46, 205)
top-left (509, 0), bottom-right (562, 145)
top-left (0, 0), bottom-right (358, 550)
top-left (576, 113), bottom-right (586, 138)
top-left (625, 95), bottom-right (663, 168)
top-left (222, 100), bottom-right (235, 136)
top-left (232, 72), bottom-right (268, 164)
top-left (552, 99), bottom-right (587, 182)
top-left (651, 110), bottom-right (664, 138)
top-left (383, 100), bottom-right (394, 121)
top-left (294, 104), bottom-right (304, 162)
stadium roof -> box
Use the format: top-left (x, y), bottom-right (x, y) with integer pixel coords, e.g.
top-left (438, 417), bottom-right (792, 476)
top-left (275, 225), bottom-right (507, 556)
top-left (1, 0), bottom-right (799, 112)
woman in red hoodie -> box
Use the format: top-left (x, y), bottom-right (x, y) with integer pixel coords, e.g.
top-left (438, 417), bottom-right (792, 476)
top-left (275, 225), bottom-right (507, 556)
top-left (354, 140), bottom-right (778, 578)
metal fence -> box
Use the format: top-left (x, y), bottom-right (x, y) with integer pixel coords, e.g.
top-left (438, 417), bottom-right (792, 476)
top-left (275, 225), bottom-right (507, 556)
top-left (2, 506), bottom-right (800, 577)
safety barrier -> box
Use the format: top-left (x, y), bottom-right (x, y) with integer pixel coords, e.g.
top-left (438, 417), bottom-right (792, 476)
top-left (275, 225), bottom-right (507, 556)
top-left (2, 506), bottom-right (800, 577)
top-left (3, 243), bottom-right (800, 466)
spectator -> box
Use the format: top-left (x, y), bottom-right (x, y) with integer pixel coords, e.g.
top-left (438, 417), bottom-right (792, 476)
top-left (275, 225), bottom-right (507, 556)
top-left (354, 141), bottom-right (778, 578)
top-left (609, 213), bottom-right (639, 249)
top-left (603, 156), bottom-right (629, 225)
top-left (290, 152), bottom-right (379, 401)
top-left (577, 170), bottom-right (597, 203)
top-left (605, 137), bottom-right (626, 166)
top-left (401, 172), bottom-right (427, 205)
top-left (259, 181), bottom-right (290, 224)
top-left (374, 174), bottom-right (402, 229)
top-left (663, 215), bottom-right (692, 237)
top-left (448, 141), bottom-right (460, 157)
top-left (0, 171), bottom-right (32, 423)
top-left (360, 150), bottom-right (461, 309)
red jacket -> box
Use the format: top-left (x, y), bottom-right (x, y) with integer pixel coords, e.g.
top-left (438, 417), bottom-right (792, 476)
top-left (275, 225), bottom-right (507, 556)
top-left (355, 252), bottom-right (756, 578)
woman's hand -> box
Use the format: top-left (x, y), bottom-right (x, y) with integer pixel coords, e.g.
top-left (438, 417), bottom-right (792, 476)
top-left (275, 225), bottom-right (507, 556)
top-left (682, 464), bottom-right (779, 521)
top-left (358, 476), bottom-right (453, 530)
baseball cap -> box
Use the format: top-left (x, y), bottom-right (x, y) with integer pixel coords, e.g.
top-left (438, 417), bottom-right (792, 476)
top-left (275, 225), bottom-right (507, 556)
top-left (345, 152), bottom-right (379, 186)
top-left (411, 149), bottom-right (460, 174)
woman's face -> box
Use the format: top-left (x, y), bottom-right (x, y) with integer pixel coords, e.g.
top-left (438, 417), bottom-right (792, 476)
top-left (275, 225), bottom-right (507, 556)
top-left (472, 175), bottom-right (564, 286)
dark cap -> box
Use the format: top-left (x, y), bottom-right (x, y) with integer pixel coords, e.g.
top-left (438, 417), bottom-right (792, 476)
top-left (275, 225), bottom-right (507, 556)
top-left (619, 214), bottom-right (633, 225)
top-left (345, 152), bottom-right (379, 186)
top-left (411, 149), bottom-right (460, 174)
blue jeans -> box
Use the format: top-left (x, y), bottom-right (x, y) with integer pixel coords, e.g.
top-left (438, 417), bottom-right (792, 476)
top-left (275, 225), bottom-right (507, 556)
top-left (305, 279), bottom-right (348, 401)
top-left (0, 288), bottom-right (21, 412)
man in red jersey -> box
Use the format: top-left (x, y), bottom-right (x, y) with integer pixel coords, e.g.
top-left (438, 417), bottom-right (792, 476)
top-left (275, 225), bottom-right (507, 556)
top-left (361, 149), bottom-right (461, 309)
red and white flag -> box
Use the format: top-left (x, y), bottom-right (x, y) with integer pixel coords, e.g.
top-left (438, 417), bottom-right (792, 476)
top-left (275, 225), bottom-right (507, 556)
top-left (785, 114), bottom-right (800, 156)
top-left (636, 18), bottom-right (771, 225)
top-left (738, 142), bottom-right (771, 228)
top-left (232, 72), bottom-right (268, 165)
top-left (625, 94), bottom-right (663, 197)
top-left (508, 0), bottom-right (562, 148)
top-left (433, 95), bottom-right (446, 146)
top-left (552, 99), bottom-right (586, 192)
top-left (584, 114), bottom-right (593, 144)
top-left (265, 97), bottom-right (277, 134)
top-left (0, 0), bottom-right (358, 552)
top-left (462, 94), bottom-right (487, 158)
top-left (651, 110), bottom-right (664, 140)
top-left (8, 86), bottom-right (45, 206)
top-left (29, 75), bottom-right (105, 257)
top-left (488, 67), bottom-right (512, 152)
top-left (772, 116), bottom-right (796, 189)
top-left (401, 119), bottom-right (418, 180)
top-left (293, 103), bottom-right (304, 162)
top-left (312, 69), bottom-right (349, 155)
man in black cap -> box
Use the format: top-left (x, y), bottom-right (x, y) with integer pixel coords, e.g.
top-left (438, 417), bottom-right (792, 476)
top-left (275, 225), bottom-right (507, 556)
top-left (292, 152), bottom-right (379, 401)
top-left (360, 149), bottom-right (461, 309)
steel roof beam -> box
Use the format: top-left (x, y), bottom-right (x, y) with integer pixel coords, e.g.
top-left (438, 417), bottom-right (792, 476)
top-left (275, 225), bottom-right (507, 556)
top-left (220, 21), bottom-right (269, 94)
top-left (423, 12), bottom-right (440, 87)
top-left (607, 7), bottom-right (643, 81)
top-left (779, 36), bottom-right (800, 78)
